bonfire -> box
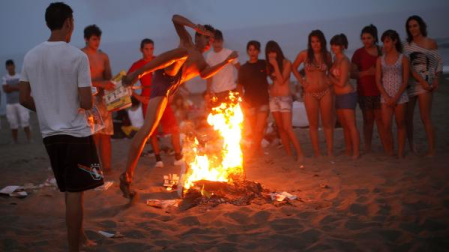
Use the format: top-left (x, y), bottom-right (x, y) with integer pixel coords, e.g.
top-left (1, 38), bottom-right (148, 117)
top-left (178, 93), bottom-right (266, 209)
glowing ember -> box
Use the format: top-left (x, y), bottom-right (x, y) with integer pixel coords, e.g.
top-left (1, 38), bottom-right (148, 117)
top-left (183, 92), bottom-right (244, 190)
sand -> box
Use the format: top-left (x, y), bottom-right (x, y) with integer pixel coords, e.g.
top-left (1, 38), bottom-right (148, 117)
top-left (1, 79), bottom-right (448, 251)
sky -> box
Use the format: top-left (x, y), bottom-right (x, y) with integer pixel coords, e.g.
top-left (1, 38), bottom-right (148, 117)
top-left (0, 0), bottom-right (448, 94)
top-left (1, 0), bottom-right (448, 55)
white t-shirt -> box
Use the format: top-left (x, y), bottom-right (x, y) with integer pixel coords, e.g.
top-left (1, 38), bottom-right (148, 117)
top-left (2, 73), bottom-right (21, 104)
top-left (206, 48), bottom-right (239, 93)
top-left (20, 41), bottom-right (93, 138)
top-left (127, 105), bottom-right (144, 128)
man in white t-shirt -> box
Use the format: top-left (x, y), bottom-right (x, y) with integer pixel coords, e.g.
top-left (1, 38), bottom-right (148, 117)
top-left (206, 29), bottom-right (240, 107)
top-left (2, 59), bottom-right (31, 143)
top-left (19, 3), bottom-right (103, 251)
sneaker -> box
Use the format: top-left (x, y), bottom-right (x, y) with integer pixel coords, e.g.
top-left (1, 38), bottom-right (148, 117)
top-left (154, 161), bottom-right (164, 168)
top-left (174, 158), bottom-right (184, 166)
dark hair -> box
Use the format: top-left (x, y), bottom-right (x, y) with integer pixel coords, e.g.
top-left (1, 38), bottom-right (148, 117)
top-left (5, 59), bottom-right (14, 66)
top-left (84, 24), bottom-right (102, 39)
top-left (214, 29), bottom-right (223, 41)
top-left (195, 24), bottom-right (215, 38)
top-left (406, 15), bottom-right (428, 43)
top-left (265, 40), bottom-right (285, 75)
top-left (131, 96), bottom-right (140, 107)
top-left (381, 30), bottom-right (402, 53)
top-left (45, 2), bottom-right (73, 31)
top-left (140, 38), bottom-right (154, 49)
top-left (361, 24), bottom-right (378, 44)
top-left (330, 34), bottom-right (348, 49)
top-left (247, 40), bottom-right (261, 51)
top-left (307, 30), bottom-right (329, 64)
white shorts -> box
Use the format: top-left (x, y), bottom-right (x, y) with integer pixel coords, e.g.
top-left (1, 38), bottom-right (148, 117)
top-left (6, 103), bottom-right (30, 129)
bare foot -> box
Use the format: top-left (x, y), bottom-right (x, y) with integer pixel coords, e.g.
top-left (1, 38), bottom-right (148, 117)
top-left (352, 153), bottom-right (360, 160)
top-left (80, 233), bottom-right (97, 248)
top-left (345, 149), bottom-right (352, 157)
top-left (119, 173), bottom-right (136, 199)
top-left (425, 151), bottom-right (435, 158)
top-left (296, 155), bottom-right (305, 166)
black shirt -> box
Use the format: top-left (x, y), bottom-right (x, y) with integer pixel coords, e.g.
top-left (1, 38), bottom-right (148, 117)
top-left (238, 59), bottom-right (269, 107)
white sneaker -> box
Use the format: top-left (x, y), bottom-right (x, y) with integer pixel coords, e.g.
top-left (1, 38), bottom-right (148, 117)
top-left (173, 158), bottom-right (184, 166)
top-left (154, 161), bottom-right (164, 168)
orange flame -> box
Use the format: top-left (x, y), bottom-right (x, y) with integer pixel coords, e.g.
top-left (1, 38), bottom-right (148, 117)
top-left (183, 93), bottom-right (244, 190)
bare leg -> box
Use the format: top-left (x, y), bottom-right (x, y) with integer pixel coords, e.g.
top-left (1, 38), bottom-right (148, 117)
top-left (304, 95), bottom-right (320, 157)
top-left (120, 96), bottom-right (167, 198)
top-left (11, 129), bottom-right (18, 143)
top-left (374, 108), bottom-right (387, 152)
top-left (361, 109), bottom-right (375, 152)
top-left (253, 111), bottom-right (268, 155)
top-left (272, 111), bottom-right (291, 155)
top-left (381, 104), bottom-right (394, 156)
top-left (395, 104), bottom-right (407, 158)
top-left (281, 111), bottom-right (304, 161)
top-left (65, 192), bottom-right (83, 252)
top-left (337, 110), bottom-right (352, 156)
top-left (93, 134), bottom-right (111, 172)
top-left (342, 109), bottom-right (360, 159)
top-left (24, 126), bottom-right (32, 142)
top-left (417, 92), bottom-right (435, 157)
top-left (320, 91), bottom-right (334, 157)
top-left (406, 96), bottom-right (418, 153)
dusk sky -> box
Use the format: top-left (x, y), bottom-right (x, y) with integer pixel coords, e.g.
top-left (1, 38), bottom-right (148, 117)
top-left (0, 0), bottom-right (448, 93)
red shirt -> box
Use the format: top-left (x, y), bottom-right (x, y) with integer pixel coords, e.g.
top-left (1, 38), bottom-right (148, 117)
top-left (351, 48), bottom-right (380, 96)
top-left (127, 57), bottom-right (155, 98)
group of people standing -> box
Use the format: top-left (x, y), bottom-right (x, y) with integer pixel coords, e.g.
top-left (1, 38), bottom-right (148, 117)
top-left (234, 16), bottom-right (441, 162)
top-left (15, 2), bottom-right (441, 251)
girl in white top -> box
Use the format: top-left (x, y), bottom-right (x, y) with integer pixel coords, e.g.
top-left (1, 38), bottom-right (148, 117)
top-left (404, 15), bottom-right (441, 157)
top-left (376, 30), bottom-right (410, 158)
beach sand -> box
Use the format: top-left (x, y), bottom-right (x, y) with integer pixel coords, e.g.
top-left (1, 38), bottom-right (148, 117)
top-left (1, 78), bottom-right (448, 251)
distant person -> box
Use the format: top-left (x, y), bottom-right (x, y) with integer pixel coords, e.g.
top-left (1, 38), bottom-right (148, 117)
top-left (81, 25), bottom-right (114, 172)
top-left (265, 40), bottom-right (304, 162)
top-left (237, 40), bottom-right (270, 157)
top-left (292, 30), bottom-right (334, 158)
top-left (127, 38), bottom-right (183, 168)
top-left (328, 34), bottom-right (360, 159)
top-left (2, 59), bottom-right (32, 143)
top-left (119, 14), bottom-right (238, 199)
top-left (404, 15), bottom-right (442, 157)
top-left (351, 24), bottom-right (386, 153)
top-left (376, 30), bottom-right (409, 158)
top-left (206, 29), bottom-right (240, 106)
top-left (19, 3), bottom-right (103, 251)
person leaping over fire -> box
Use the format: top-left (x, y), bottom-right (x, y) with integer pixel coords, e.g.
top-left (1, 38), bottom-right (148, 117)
top-left (119, 14), bottom-right (238, 199)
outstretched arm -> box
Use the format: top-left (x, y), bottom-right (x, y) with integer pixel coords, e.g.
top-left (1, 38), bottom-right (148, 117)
top-left (172, 15), bottom-right (213, 47)
top-left (123, 48), bottom-right (188, 86)
top-left (200, 51), bottom-right (238, 79)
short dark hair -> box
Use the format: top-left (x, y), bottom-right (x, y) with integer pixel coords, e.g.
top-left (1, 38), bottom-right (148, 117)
top-left (84, 24), bottom-right (102, 39)
top-left (361, 24), bottom-right (378, 44)
top-left (330, 34), bottom-right (348, 49)
top-left (214, 29), bottom-right (223, 41)
top-left (140, 38), bottom-right (154, 49)
top-left (45, 2), bottom-right (73, 31)
top-left (195, 24), bottom-right (215, 38)
top-left (5, 59), bottom-right (14, 66)
top-left (406, 15), bottom-right (428, 43)
top-left (247, 40), bottom-right (261, 51)
top-left (381, 29), bottom-right (403, 53)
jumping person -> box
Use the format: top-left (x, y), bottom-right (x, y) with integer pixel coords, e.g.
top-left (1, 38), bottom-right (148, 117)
top-left (119, 14), bottom-right (238, 199)
top-left (127, 38), bottom-right (183, 168)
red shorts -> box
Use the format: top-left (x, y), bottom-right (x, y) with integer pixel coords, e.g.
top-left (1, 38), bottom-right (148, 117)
top-left (142, 101), bottom-right (178, 136)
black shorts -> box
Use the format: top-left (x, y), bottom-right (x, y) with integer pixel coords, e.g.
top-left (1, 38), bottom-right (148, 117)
top-left (43, 135), bottom-right (104, 192)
